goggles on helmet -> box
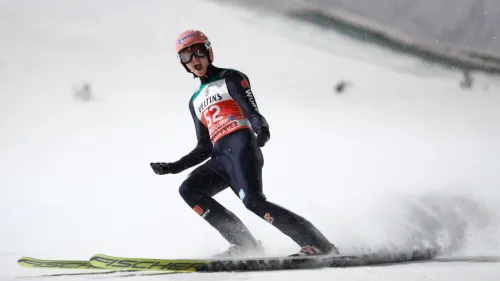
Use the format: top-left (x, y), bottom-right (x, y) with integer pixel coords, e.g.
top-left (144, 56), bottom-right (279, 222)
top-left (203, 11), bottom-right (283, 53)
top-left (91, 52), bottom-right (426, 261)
top-left (178, 44), bottom-right (208, 64)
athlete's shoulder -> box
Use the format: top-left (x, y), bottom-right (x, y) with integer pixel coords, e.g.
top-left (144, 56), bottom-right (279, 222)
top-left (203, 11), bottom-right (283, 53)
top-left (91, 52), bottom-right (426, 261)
top-left (189, 80), bottom-right (205, 100)
top-left (188, 92), bottom-right (195, 112)
top-left (188, 87), bottom-right (200, 110)
top-left (218, 68), bottom-right (248, 79)
top-left (217, 68), bottom-right (251, 89)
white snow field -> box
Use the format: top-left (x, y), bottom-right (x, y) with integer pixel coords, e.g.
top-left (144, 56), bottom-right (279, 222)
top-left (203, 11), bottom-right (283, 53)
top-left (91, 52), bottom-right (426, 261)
top-left (1, 0), bottom-right (500, 280)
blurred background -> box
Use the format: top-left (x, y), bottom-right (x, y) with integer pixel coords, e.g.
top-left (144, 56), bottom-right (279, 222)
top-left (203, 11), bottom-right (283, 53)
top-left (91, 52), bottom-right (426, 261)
top-left (214, 0), bottom-right (500, 74)
top-left (221, 0), bottom-right (500, 56)
top-left (1, 1), bottom-right (499, 279)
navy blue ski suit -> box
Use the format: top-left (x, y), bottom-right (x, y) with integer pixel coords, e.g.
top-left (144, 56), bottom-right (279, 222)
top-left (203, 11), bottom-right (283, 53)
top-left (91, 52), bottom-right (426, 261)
top-left (160, 65), bottom-right (333, 252)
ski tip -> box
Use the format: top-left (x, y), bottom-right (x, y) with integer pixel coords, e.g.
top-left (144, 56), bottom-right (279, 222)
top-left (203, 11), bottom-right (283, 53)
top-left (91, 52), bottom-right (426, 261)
top-left (17, 256), bottom-right (101, 270)
top-left (91, 253), bottom-right (108, 258)
top-left (18, 256), bottom-right (37, 261)
top-left (17, 257), bottom-right (38, 265)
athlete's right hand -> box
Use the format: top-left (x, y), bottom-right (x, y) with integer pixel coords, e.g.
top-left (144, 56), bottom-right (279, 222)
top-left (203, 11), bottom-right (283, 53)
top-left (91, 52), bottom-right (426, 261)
top-left (150, 162), bottom-right (182, 175)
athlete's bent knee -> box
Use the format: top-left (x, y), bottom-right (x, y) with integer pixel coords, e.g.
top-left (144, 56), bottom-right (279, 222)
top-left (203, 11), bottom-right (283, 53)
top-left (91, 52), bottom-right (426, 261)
top-left (243, 193), bottom-right (267, 212)
top-left (178, 181), bottom-right (194, 202)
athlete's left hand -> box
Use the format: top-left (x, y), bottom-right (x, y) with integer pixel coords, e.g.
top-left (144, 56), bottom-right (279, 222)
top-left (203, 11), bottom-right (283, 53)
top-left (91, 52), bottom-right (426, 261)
top-left (256, 126), bottom-right (270, 147)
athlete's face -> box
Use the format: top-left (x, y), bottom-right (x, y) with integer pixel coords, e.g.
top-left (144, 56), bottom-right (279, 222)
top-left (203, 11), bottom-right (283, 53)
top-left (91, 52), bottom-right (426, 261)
top-left (180, 44), bottom-right (210, 77)
top-left (186, 55), bottom-right (210, 77)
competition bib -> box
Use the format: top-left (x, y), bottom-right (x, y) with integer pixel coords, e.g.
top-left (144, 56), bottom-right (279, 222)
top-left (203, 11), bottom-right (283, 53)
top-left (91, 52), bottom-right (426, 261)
top-left (193, 79), bottom-right (251, 143)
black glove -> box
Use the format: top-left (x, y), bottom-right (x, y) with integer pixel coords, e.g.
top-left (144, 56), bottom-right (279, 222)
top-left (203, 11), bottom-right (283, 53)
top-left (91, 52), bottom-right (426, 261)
top-left (256, 126), bottom-right (270, 147)
top-left (150, 162), bottom-right (183, 175)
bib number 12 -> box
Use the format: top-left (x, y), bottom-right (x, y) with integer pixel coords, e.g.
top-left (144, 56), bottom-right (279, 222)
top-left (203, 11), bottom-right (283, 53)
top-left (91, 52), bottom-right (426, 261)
top-left (204, 105), bottom-right (223, 127)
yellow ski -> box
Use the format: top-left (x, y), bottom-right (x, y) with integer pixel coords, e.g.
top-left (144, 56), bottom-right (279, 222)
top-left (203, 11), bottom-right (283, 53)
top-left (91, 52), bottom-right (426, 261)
top-left (18, 256), bottom-right (103, 270)
top-left (89, 248), bottom-right (442, 273)
top-left (89, 253), bottom-right (209, 272)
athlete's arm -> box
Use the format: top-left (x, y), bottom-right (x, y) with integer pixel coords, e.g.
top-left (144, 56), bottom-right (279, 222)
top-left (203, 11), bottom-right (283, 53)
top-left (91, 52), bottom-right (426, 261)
top-left (174, 98), bottom-right (213, 171)
top-left (225, 70), bottom-right (269, 135)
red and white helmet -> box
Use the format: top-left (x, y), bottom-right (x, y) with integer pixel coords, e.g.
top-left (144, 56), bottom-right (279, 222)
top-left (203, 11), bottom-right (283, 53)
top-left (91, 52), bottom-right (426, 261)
top-left (175, 29), bottom-right (214, 71)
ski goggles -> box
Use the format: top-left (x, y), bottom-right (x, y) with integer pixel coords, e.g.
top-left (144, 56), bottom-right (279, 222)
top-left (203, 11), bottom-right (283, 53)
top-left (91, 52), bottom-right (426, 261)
top-left (178, 44), bottom-right (208, 64)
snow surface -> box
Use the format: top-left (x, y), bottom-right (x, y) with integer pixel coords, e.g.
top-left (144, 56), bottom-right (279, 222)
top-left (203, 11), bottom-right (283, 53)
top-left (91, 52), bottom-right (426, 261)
top-left (1, 0), bottom-right (500, 280)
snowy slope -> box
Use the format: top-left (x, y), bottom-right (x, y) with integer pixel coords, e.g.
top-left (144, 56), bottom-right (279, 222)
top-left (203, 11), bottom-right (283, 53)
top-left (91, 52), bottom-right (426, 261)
top-left (1, 0), bottom-right (500, 280)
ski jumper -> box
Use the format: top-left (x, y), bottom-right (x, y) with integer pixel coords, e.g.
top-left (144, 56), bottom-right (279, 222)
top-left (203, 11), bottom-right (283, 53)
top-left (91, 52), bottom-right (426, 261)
top-left (176, 66), bottom-right (332, 252)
